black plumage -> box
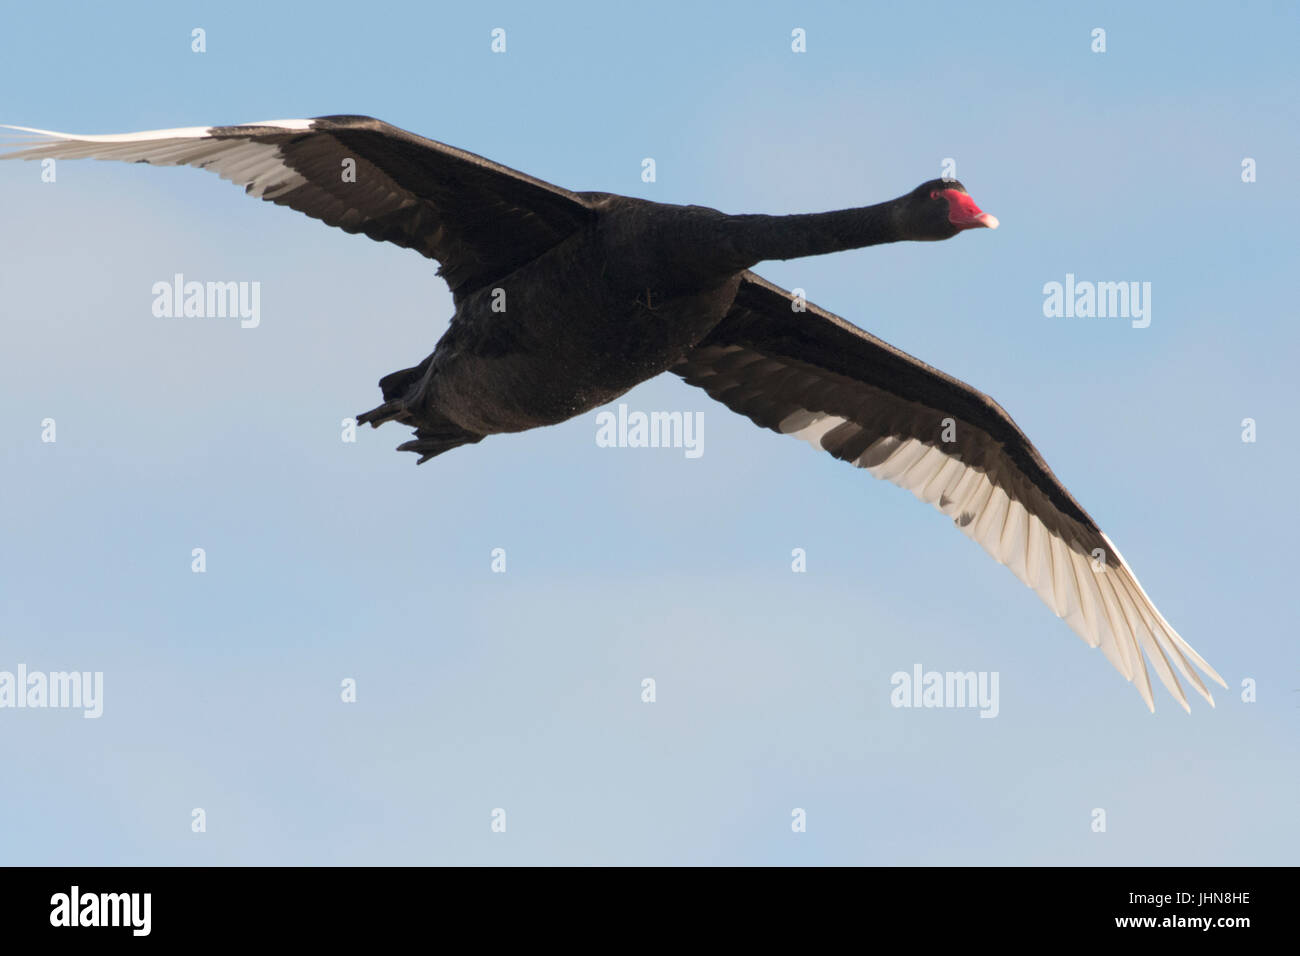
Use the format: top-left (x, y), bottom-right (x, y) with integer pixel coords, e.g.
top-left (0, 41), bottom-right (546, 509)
top-left (0, 114), bottom-right (1223, 710)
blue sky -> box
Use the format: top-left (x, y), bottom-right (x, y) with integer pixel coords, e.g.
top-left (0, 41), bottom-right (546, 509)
top-left (1, 0), bottom-right (1297, 864)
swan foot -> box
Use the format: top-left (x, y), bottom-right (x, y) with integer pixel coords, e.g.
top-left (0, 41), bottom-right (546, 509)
top-left (395, 428), bottom-right (484, 465)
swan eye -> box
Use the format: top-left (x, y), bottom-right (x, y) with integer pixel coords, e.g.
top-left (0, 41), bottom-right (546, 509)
top-left (930, 190), bottom-right (942, 200)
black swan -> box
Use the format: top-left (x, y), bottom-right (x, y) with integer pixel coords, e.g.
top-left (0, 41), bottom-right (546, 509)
top-left (0, 115), bottom-right (1224, 711)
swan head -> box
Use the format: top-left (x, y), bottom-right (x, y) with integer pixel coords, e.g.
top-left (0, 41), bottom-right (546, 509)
top-left (900, 179), bottom-right (999, 240)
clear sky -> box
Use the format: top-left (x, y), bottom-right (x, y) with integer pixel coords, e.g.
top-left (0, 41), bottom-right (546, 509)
top-left (1, 0), bottom-right (1296, 865)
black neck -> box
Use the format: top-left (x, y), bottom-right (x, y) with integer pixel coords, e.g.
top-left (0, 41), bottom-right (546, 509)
top-left (723, 200), bottom-right (902, 267)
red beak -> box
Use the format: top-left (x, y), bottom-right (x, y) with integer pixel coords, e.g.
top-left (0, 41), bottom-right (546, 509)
top-left (942, 189), bottom-right (999, 230)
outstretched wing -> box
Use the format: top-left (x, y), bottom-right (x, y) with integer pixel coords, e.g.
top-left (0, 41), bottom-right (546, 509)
top-left (0, 115), bottom-right (594, 298)
top-left (674, 271), bottom-right (1224, 711)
